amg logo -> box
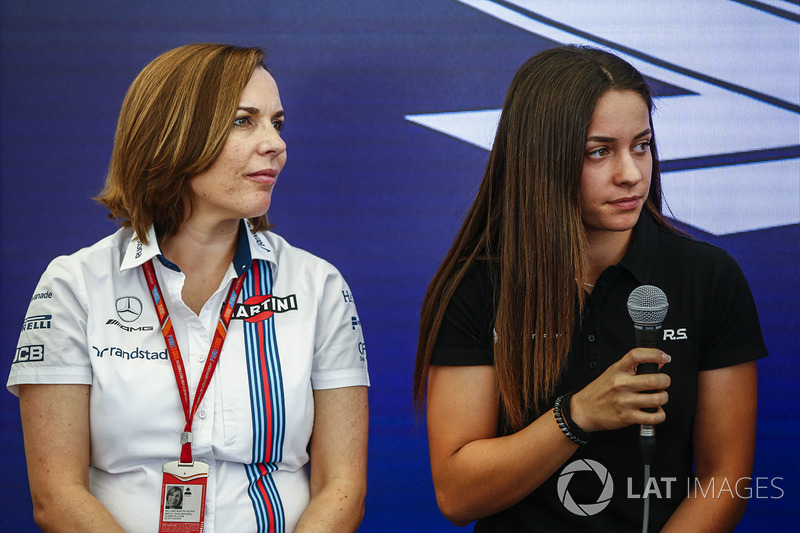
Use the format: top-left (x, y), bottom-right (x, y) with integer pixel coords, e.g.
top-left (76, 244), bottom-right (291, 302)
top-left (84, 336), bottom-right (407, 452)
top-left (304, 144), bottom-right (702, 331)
top-left (233, 294), bottom-right (298, 322)
top-left (14, 345), bottom-right (44, 363)
top-left (663, 328), bottom-right (688, 341)
top-left (105, 319), bottom-right (154, 332)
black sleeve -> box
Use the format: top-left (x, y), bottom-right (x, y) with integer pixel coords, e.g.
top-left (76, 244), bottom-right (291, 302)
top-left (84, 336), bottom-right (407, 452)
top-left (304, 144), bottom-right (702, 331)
top-left (430, 261), bottom-right (496, 366)
top-left (700, 250), bottom-right (769, 370)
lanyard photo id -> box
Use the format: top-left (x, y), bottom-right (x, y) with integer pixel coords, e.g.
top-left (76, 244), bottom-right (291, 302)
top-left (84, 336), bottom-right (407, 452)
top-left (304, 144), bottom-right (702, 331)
top-left (142, 259), bottom-right (248, 532)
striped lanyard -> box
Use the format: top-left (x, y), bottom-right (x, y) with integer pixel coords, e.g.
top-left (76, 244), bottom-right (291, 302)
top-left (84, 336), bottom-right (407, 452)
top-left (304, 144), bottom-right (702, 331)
top-left (142, 259), bottom-right (248, 464)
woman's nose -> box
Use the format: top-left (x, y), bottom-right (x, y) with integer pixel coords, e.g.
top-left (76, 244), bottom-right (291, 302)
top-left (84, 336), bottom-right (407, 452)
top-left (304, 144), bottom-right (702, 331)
top-left (615, 152), bottom-right (642, 185)
top-left (257, 124), bottom-right (286, 157)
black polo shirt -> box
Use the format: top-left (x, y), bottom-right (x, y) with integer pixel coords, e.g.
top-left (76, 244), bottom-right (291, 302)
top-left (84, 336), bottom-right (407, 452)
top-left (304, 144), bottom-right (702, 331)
top-left (430, 212), bottom-right (768, 532)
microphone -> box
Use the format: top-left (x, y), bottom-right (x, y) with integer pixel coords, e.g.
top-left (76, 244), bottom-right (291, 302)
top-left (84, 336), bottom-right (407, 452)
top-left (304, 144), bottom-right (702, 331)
top-left (626, 285), bottom-right (669, 465)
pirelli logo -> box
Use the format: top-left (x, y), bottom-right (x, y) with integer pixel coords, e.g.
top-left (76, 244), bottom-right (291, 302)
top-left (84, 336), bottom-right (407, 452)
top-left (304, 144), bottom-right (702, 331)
top-left (22, 314), bottom-right (52, 332)
top-left (233, 295), bottom-right (298, 322)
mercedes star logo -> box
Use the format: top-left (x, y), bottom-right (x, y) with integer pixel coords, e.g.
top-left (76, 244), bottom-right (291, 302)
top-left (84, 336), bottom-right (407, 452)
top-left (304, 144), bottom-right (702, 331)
top-left (116, 296), bottom-right (143, 322)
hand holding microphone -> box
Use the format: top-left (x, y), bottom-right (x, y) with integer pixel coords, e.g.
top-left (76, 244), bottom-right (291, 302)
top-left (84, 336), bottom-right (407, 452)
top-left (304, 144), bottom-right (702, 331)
top-left (569, 286), bottom-right (671, 436)
top-left (627, 285), bottom-right (669, 465)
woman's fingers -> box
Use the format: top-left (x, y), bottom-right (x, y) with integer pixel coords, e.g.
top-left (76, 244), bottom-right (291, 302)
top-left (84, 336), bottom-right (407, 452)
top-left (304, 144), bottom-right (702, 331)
top-left (571, 349), bottom-right (672, 432)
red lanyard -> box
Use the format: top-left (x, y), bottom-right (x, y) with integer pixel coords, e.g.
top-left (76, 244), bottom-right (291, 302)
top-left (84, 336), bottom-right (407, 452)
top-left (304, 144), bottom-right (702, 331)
top-left (142, 259), bottom-right (248, 464)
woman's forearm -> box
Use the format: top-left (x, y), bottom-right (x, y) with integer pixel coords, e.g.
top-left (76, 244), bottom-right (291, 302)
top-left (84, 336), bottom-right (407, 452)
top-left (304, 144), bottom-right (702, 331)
top-left (661, 474), bottom-right (748, 533)
top-left (31, 484), bottom-right (124, 533)
top-left (20, 384), bottom-right (124, 532)
top-left (297, 386), bottom-right (368, 532)
top-left (431, 409), bottom-right (578, 526)
top-left (662, 362), bottom-right (760, 532)
top-left (294, 479), bottom-right (366, 533)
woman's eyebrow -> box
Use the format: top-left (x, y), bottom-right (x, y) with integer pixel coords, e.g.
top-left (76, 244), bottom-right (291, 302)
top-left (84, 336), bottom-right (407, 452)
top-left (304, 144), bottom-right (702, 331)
top-left (238, 106), bottom-right (285, 120)
top-left (586, 128), bottom-right (652, 143)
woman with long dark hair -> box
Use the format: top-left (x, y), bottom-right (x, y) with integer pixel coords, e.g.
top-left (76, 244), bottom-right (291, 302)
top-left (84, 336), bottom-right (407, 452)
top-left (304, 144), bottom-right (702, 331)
top-left (415, 46), bottom-right (766, 531)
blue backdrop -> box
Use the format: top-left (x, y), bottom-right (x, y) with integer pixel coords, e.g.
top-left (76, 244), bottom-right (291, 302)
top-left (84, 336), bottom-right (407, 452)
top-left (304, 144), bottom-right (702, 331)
top-left (2, 1), bottom-right (797, 531)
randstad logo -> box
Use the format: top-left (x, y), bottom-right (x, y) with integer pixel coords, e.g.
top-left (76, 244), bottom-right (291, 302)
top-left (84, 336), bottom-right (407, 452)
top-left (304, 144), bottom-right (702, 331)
top-left (557, 459), bottom-right (614, 516)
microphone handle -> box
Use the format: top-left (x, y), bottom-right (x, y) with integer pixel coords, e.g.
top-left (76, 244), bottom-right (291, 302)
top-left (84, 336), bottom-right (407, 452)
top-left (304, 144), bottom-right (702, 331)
top-left (634, 324), bottom-right (662, 414)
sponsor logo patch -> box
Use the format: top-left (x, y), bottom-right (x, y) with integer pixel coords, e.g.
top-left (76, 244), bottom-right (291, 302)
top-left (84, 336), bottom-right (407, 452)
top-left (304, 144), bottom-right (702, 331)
top-left (663, 328), bottom-right (688, 341)
top-left (31, 290), bottom-right (53, 301)
top-left (357, 341), bottom-right (367, 362)
top-left (106, 319), bottom-right (154, 332)
top-left (116, 296), bottom-right (143, 322)
top-left (22, 314), bottom-right (52, 332)
top-left (251, 231), bottom-right (270, 250)
top-left (92, 345), bottom-right (167, 360)
top-left (13, 345), bottom-right (45, 363)
top-left (233, 294), bottom-right (298, 322)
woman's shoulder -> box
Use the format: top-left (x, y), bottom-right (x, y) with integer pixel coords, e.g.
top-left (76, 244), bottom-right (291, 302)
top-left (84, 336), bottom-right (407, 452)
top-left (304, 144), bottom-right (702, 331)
top-left (43, 227), bottom-right (133, 275)
top-left (447, 258), bottom-right (499, 311)
top-left (459, 257), bottom-right (499, 286)
top-left (26, 228), bottom-right (134, 314)
top-left (651, 224), bottom-right (751, 297)
top-left (655, 224), bottom-right (738, 269)
top-left (259, 230), bottom-right (345, 278)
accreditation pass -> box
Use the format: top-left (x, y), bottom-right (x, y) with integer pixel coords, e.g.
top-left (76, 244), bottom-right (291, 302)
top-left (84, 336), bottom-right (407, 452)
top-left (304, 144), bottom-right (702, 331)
top-left (158, 460), bottom-right (209, 532)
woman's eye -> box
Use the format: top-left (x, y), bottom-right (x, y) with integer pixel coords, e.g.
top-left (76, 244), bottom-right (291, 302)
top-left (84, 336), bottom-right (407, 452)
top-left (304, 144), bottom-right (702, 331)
top-left (633, 140), bottom-right (652, 152)
top-left (587, 147), bottom-right (608, 158)
top-left (233, 116), bottom-right (251, 127)
top-left (272, 119), bottom-right (285, 133)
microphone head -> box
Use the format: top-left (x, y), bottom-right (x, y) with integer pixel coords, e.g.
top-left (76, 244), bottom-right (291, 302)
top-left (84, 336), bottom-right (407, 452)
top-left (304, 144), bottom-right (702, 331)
top-left (627, 285), bottom-right (669, 326)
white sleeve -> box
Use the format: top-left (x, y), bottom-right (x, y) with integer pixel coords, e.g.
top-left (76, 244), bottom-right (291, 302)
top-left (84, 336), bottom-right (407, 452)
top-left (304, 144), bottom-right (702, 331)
top-left (310, 263), bottom-right (370, 390)
top-left (6, 256), bottom-right (92, 396)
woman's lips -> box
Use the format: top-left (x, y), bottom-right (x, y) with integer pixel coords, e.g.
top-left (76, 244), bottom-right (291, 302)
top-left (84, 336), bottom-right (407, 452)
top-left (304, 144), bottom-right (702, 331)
top-left (608, 196), bottom-right (640, 210)
top-left (247, 169), bottom-right (277, 184)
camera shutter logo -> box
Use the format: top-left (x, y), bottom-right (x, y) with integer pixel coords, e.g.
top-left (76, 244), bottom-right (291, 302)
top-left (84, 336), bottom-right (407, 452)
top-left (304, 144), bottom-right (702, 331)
top-left (557, 459), bottom-right (614, 516)
top-left (116, 296), bottom-right (143, 323)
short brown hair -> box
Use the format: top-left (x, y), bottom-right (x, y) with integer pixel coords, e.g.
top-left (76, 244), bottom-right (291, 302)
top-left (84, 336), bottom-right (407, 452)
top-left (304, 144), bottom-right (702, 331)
top-left (96, 43), bottom-right (269, 243)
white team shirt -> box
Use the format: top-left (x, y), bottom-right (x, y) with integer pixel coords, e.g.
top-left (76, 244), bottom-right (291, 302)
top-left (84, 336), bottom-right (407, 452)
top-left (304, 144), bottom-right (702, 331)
top-left (8, 222), bottom-right (369, 532)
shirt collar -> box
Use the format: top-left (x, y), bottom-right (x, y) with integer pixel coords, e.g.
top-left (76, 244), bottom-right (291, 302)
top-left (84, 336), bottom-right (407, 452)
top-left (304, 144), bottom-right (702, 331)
top-left (618, 210), bottom-right (659, 284)
top-left (242, 220), bottom-right (276, 271)
top-left (119, 220), bottom-right (277, 274)
top-left (120, 226), bottom-right (161, 271)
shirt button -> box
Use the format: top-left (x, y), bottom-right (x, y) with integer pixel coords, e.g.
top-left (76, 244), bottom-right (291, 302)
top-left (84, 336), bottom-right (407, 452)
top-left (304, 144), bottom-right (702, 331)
top-left (198, 409), bottom-right (207, 419)
top-left (589, 361), bottom-right (598, 369)
top-left (198, 353), bottom-right (206, 362)
top-left (588, 334), bottom-right (596, 342)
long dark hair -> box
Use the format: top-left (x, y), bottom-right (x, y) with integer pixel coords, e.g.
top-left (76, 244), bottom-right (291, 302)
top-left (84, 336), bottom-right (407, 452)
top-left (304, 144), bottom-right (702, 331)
top-left (414, 46), bottom-right (673, 431)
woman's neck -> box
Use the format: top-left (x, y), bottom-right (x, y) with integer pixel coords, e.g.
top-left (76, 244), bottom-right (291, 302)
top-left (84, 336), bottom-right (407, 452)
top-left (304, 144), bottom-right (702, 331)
top-left (159, 217), bottom-right (240, 315)
top-left (583, 228), bottom-right (633, 287)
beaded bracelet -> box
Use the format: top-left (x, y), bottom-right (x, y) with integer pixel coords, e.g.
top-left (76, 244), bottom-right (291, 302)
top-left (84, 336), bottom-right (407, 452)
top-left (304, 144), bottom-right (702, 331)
top-left (554, 392), bottom-right (592, 446)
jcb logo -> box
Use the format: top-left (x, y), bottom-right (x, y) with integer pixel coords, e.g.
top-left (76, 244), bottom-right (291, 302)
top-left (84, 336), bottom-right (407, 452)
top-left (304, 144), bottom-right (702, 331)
top-left (663, 328), bottom-right (688, 341)
top-left (13, 345), bottom-right (45, 363)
